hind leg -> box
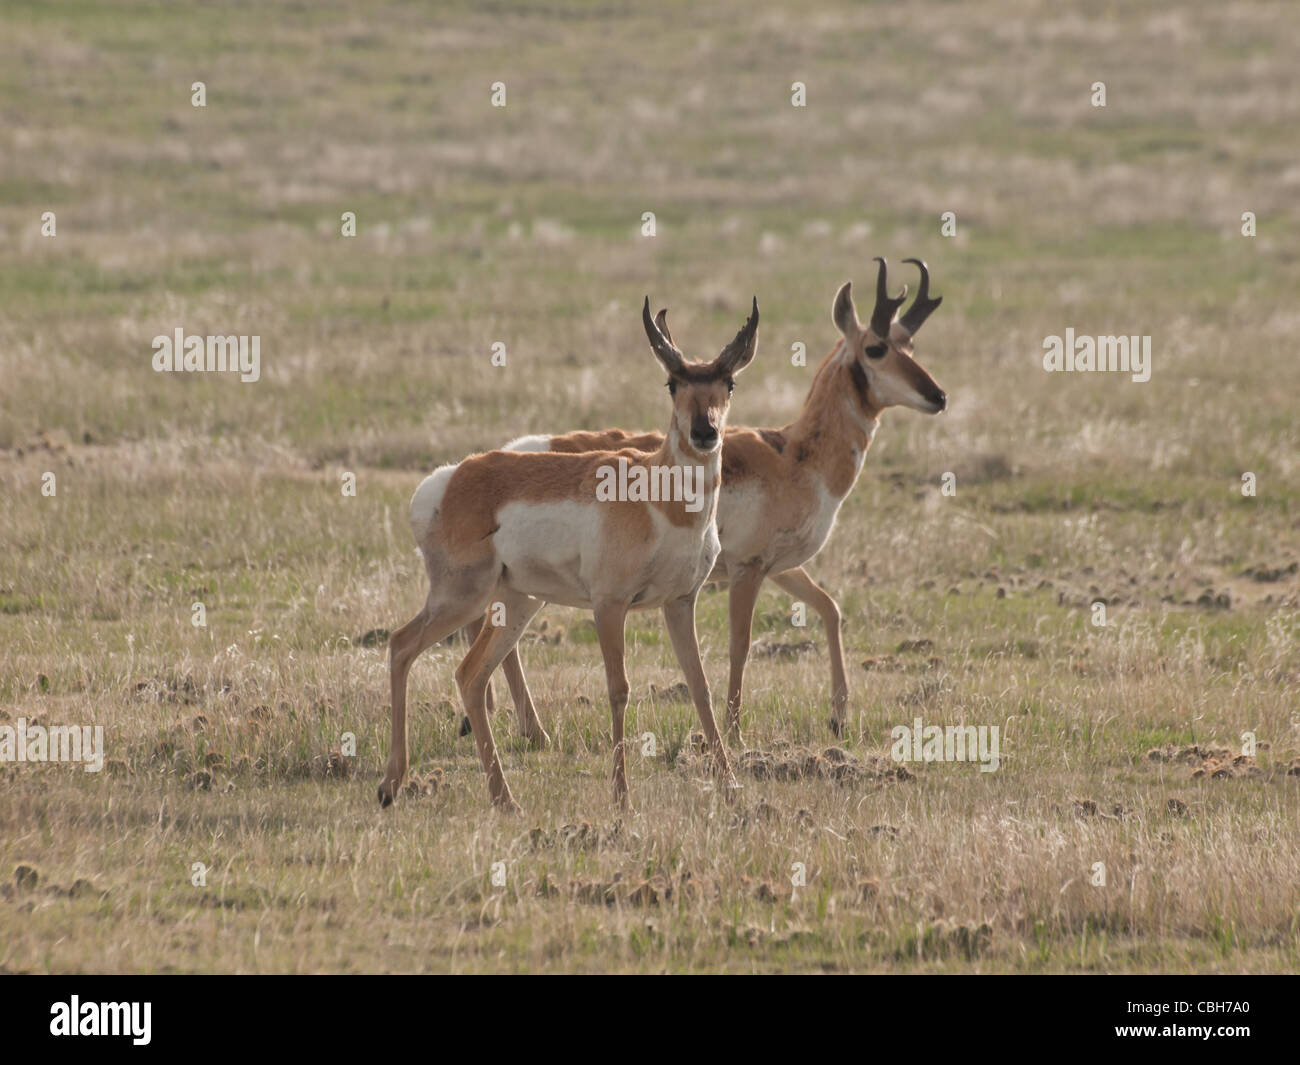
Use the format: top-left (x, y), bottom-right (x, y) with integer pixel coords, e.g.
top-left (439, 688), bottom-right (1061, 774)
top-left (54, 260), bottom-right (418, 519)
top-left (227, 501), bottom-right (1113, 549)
top-left (502, 643), bottom-right (547, 748)
top-left (459, 626), bottom-right (547, 748)
top-left (380, 589), bottom-right (495, 808)
top-left (456, 587), bottom-right (545, 811)
top-left (461, 619), bottom-right (498, 717)
top-left (772, 567), bottom-right (847, 736)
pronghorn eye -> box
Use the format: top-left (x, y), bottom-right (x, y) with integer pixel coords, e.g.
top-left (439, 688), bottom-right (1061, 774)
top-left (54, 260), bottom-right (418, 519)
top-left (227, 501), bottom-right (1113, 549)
top-left (725, 378), bottom-right (734, 395)
top-left (865, 343), bottom-right (887, 360)
top-left (666, 380), bottom-right (677, 395)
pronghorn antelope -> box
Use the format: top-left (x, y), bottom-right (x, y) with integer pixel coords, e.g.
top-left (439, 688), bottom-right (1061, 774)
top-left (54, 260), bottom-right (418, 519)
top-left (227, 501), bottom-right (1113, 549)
top-left (464, 258), bottom-right (946, 741)
top-left (379, 297), bottom-right (760, 811)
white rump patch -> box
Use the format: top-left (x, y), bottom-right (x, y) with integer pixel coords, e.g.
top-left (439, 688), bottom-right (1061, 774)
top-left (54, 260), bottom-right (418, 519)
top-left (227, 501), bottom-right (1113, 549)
top-left (503, 433), bottom-right (552, 453)
top-left (409, 464), bottom-right (456, 543)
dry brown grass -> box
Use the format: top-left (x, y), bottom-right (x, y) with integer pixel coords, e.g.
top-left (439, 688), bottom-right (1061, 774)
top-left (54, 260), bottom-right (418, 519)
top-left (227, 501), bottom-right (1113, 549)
top-left (1, 0), bottom-right (1298, 971)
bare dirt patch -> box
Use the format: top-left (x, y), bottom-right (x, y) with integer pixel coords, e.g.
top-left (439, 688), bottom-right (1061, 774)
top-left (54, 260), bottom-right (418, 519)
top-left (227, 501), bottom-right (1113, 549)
top-left (737, 744), bottom-right (914, 785)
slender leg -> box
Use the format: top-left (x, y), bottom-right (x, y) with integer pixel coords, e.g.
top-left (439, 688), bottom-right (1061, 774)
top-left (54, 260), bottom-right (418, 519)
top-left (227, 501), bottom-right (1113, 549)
top-left (458, 623), bottom-right (477, 737)
top-left (723, 564), bottom-right (767, 745)
top-left (592, 599), bottom-right (632, 808)
top-left (501, 645), bottom-right (547, 748)
top-left (461, 620), bottom-right (497, 716)
top-left (772, 566), bottom-right (848, 736)
top-left (455, 588), bottom-right (544, 811)
top-left (380, 598), bottom-right (486, 807)
top-left (459, 628), bottom-right (541, 743)
top-left (663, 591), bottom-right (738, 797)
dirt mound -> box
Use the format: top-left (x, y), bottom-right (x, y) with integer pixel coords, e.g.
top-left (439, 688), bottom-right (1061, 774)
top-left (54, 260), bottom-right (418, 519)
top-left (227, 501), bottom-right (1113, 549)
top-left (1071, 798), bottom-right (1135, 820)
top-left (133, 672), bottom-right (232, 705)
top-left (737, 745), bottom-right (913, 785)
top-left (1244, 561), bottom-right (1298, 582)
top-left (860, 654), bottom-right (942, 673)
top-left (649, 682), bottom-right (691, 703)
top-left (400, 768), bottom-right (443, 799)
top-left (750, 640), bottom-right (817, 659)
top-left (528, 820), bottom-right (620, 852)
top-left (1145, 743), bottom-right (1266, 780)
top-left (566, 869), bottom-right (698, 907)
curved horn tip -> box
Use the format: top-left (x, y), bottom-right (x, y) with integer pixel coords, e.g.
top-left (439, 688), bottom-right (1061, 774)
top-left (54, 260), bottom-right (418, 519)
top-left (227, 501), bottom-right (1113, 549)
top-left (643, 297), bottom-right (671, 347)
top-left (897, 259), bottom-right (944, 333)
top-left (903, 259), bottom-right (940, 303)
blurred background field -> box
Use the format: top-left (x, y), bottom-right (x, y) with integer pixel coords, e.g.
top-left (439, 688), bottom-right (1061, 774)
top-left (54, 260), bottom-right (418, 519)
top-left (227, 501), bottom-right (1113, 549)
top-left (1, 0), bottom-right (1298, 972)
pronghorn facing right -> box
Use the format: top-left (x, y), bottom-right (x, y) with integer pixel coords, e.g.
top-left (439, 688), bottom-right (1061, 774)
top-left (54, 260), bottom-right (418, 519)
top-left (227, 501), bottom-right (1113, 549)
top-left (379, 297), bottom-right (759, 811)
top-left (466, 258), bottom-right (947, 741)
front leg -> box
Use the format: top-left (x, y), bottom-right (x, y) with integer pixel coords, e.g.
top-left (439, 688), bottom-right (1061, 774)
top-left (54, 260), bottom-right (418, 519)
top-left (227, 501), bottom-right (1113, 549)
top-left (724, 563), bottom-right (766, 745)
top-left (663, 592), bottom-right (738, 797)
top-left (593, 599), bottom-right (632, 808)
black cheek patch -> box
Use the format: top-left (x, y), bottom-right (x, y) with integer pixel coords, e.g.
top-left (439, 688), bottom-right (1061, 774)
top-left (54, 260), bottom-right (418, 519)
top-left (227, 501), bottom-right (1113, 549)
top-left (849, 360), bottom-right (871, 407)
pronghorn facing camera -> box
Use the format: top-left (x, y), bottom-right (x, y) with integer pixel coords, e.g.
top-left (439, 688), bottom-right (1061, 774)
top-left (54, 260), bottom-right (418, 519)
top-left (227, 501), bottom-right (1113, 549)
top-left (379, 297), bottom-right (760, 811)
top-left (466, 258), bottom-right (947, 741)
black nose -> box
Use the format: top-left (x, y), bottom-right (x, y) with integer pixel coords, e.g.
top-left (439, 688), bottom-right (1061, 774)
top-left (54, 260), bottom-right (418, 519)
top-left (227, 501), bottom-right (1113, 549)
top-left (932, 391), bottom-right (947, 412)
top-left (691, 427), bottom-right (719, 448)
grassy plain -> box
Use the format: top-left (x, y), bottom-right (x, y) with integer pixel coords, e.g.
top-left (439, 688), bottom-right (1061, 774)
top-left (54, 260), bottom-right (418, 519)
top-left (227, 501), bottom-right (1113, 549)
top-left (1, 0), bottom-right (1298, 971)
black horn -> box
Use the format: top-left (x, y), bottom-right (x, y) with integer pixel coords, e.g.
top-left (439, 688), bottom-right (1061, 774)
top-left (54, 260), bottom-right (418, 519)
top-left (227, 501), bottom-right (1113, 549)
top-left (653, 307), bottom-right (674, 346)
top-left (869, 257), bottom-right (908, 339)
top-left (715, 296), bottom-right (760, 374)
top-left (643, 296), bottom-right (686, 375)
top-left (899, 258), bottom-right (943, 335)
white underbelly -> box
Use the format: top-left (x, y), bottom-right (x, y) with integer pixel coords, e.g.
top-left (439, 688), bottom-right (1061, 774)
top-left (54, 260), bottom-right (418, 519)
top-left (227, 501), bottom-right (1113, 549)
top-left (491, 500), bottom-right (719, 609)
top-left (718, 477), bottom-right (842, 575)
top-left (492, 500), bottom-right (595, 605)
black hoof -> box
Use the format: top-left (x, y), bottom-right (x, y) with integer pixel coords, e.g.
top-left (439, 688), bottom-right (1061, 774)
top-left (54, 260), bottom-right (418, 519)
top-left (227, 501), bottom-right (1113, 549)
top-left (829, 717), bottom-right (844, 738)
top-left (378, 786), bottom-right (393, 808)
top-left (459, 715), bottom-right (473, 737)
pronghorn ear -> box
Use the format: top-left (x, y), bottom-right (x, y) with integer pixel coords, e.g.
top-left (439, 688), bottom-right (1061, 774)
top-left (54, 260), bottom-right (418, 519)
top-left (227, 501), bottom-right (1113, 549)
top-left (715, 296), bottom-right (759, 376)
top-left (653, 308), bottom-right (675, 347)
top-left (642, 296), bottom-right (686, 377)
top-left (832, 281), bottom-right (858, 336)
